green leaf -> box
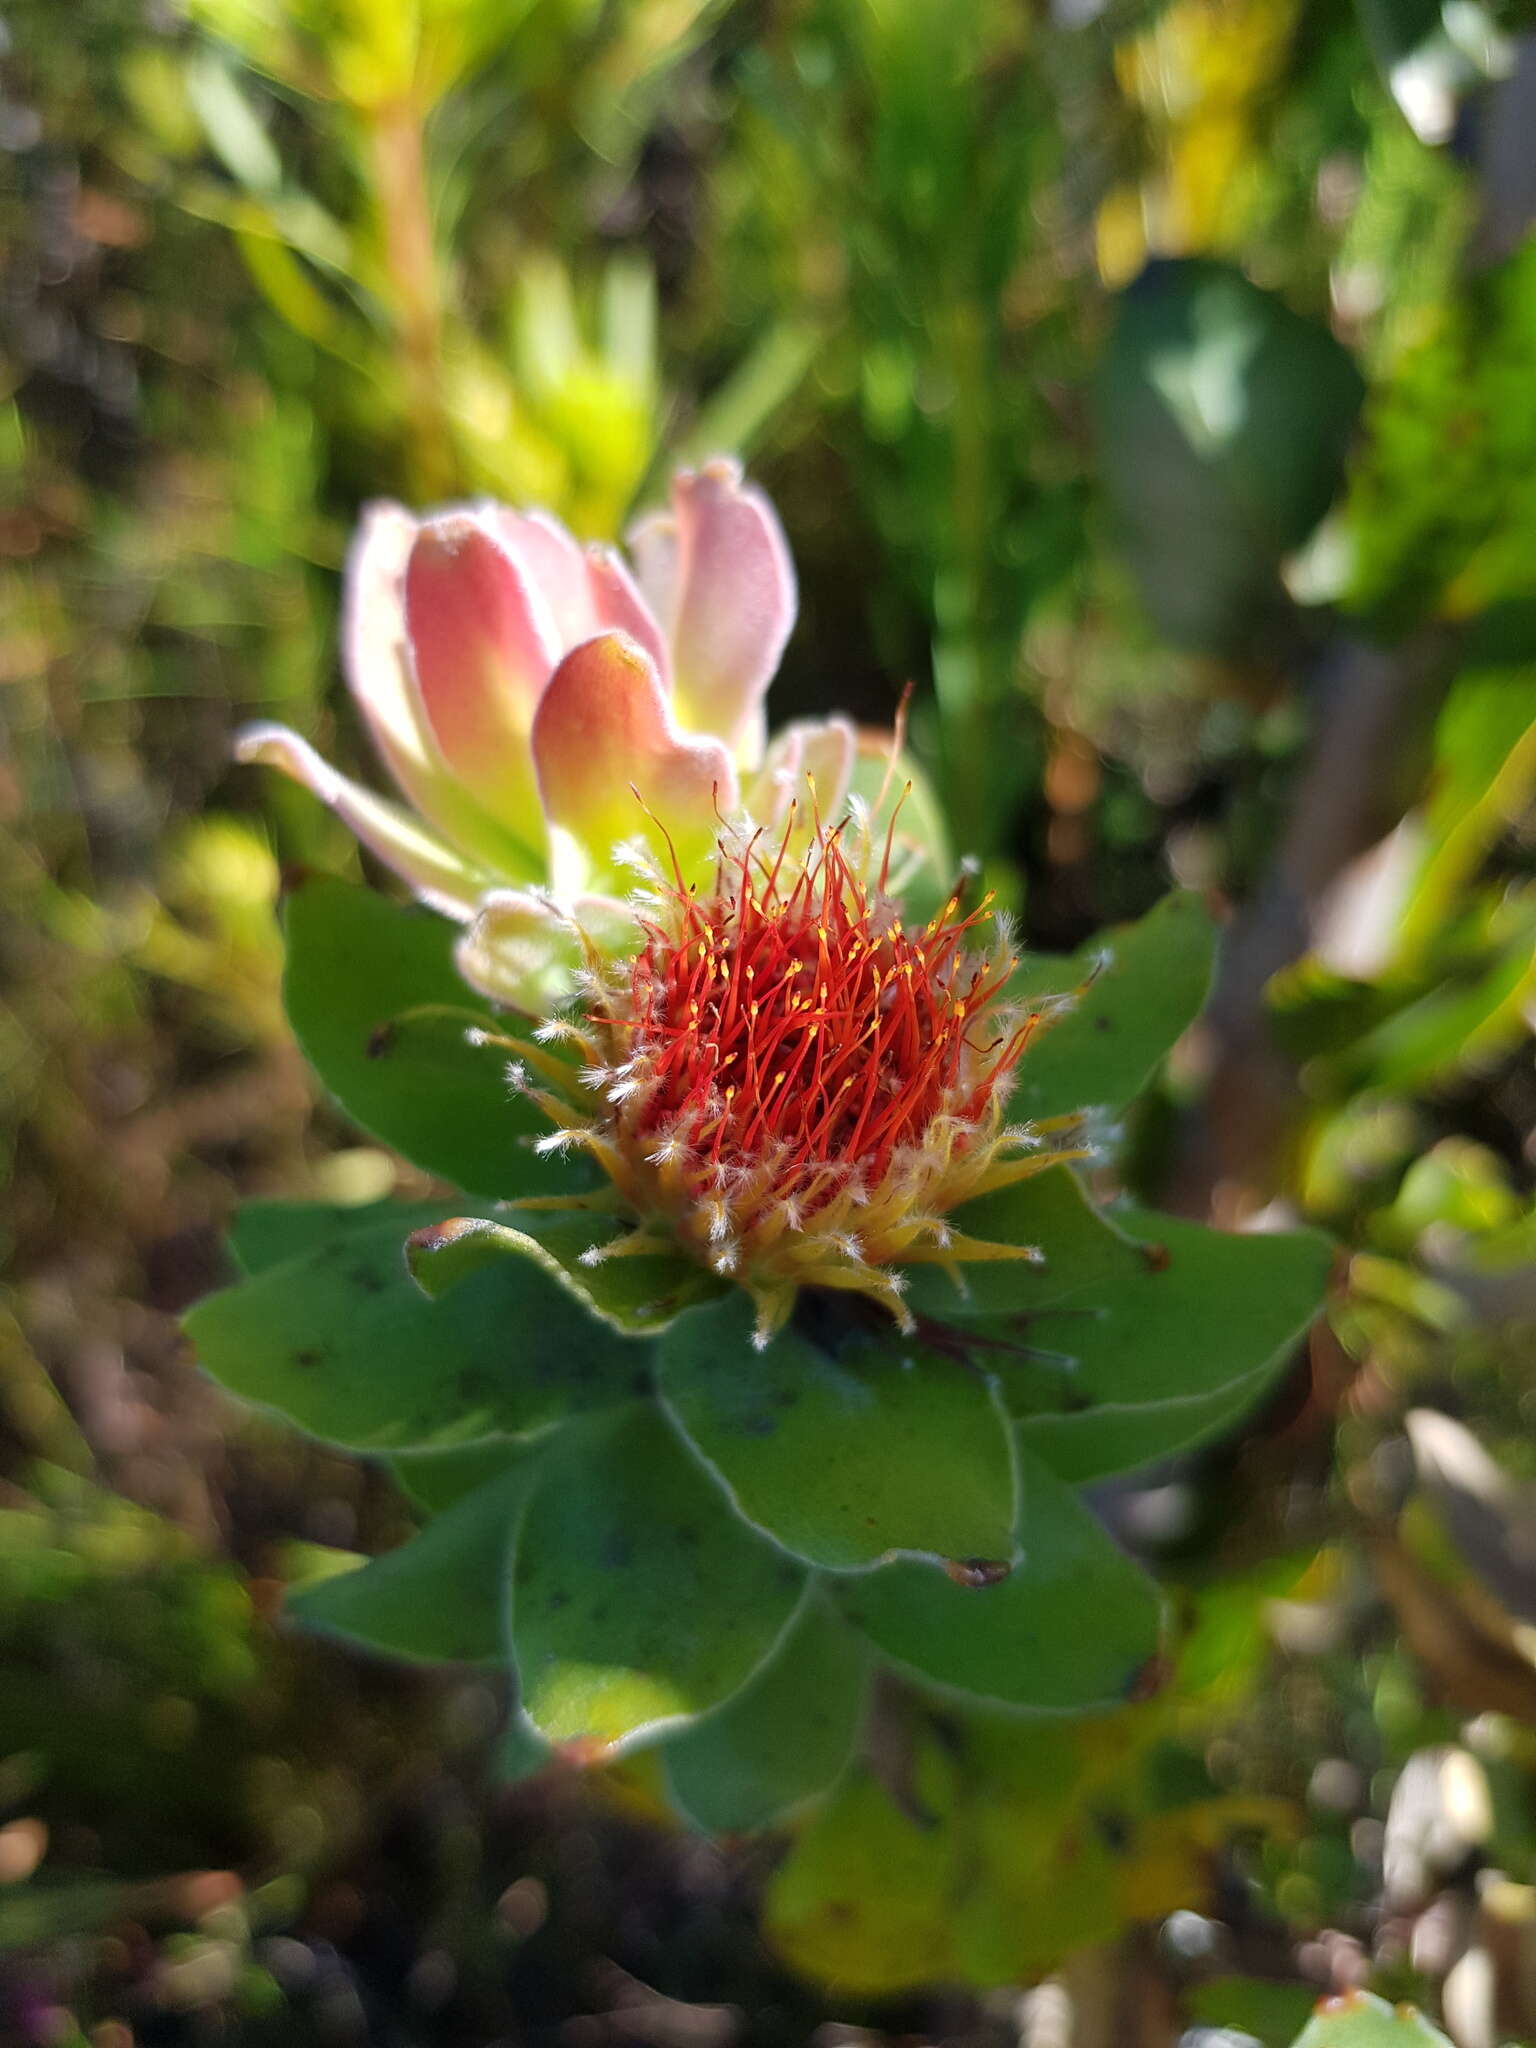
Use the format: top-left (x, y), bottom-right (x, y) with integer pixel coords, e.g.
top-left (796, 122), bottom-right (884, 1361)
top-left (908, 1169), bottom-right (1332, 1482)
top-left (658, 1293), bottom-right (1017, 1572)
top-left (1319, 899), bottom-right (1536, 1093)
top-left (766, 1691), bottom-right (1280, 1993)
top-left (286, 1457), bottom-right (537, 1665)
top-left (498, 1709), bottom-right (554, 1785)
top-left (283, 876), bottom-right (573, 1200)
top-left (184, 49), bottom-right (283, 194)
top-left (186, 1215), bottom-right (647, 1452)
top-left (832, 1445), bottom-right (1162, 1711)
top-left (1290, 1990), bottom-right (1452, 2048)
top-left (765, 1723), bottom-right (960, 1993)
top-left (1399, 666), bottom-right (1536, 962)
top-left (0, 1877), bottom-right (136, 1949)
top-left (511, 1403), bottom-right (805, 1753)
top-left (390, 1441), bottom-right (531, 1515)
top-left (1009, 891), bottom-right (1217, 1125)
top-left (407, 1210), bottom-right (725, 1335)
top-left (1096, 258), bottom-right (1363, 656)
top-left (672, 318), bottom-right (819, 468)
top-left (1020, 1370), bottom-right (1277, 1486)
top-left (1187, 1976), bottom-right (1318, 2048)
top-left (229, 1198), bottom-right (458, 1276)
top-left (662, 1586), bottom-right (870, 1834)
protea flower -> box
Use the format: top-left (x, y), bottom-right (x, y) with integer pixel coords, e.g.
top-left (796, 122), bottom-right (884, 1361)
top-left (243, 454), bottom-right (1079, 1336)
top-left (512, 801), bottom-right (1071, 1344)
top-left (239, 459), bottom-right (854, 1010)
top-left (197, 430), bottom-right (1327, 1872)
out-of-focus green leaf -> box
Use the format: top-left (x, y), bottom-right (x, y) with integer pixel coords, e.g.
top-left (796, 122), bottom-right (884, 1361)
top-left (766, 1692), bottom-right (1291, 1993)
top-left (672, 321), bottom-right (820, 469)
top-left (184, 49), bottom-right (282, 194)
top-left (662, 1587), bottom-right (870, 1834)
top-left (1343, 241), bottom-right (1536, 625)
top-left (1323, 898), bottom-right (1536, 1090)
top-left (186, 1214), bottom-right (644, 1451)
top-left (573, 0), bottom-right (727, 163)
top-left (228, 1197), bottom-right (458, 1276)
top-left (286, 1456), bottom-right (538, 1665)
top-left (1371, 1136), bottom-right (1520, 1254)
top-left (1267, 957), bottom-right (1417, 1064)
top-left (0, 1878), bottom-right (137, 1950)
top-left (765, 1724), bottom-right (959, 1993)
top-left (1397, 666), bottom-right (1536, 961)
top-left (282, 878), bottom-right (576, 1201)
top-left (1008, 890), bottom-right (1217, 1125)
top-left (658, 1292), bottom-right (1017, 1574)
top-left (510, 1404), bottom-right (805, 1753)
top-left (1096, 259), bottom-right (1363, 655)
top-left (831, 1446), bottom-right (1161, 1711)
top-left (1187, 1975), bottom-right (1318, 2048)
top-left (235, 226), bottom-right (356, 354)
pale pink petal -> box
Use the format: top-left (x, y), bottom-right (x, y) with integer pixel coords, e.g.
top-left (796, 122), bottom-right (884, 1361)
top-left (792, 716), bottom-right (857, 821)
top-left (344, 501), bottom-right (433, 804)
top-left (747, 716), bottom-right (856, 830)
top-left (627, 508), bottom-right (679, 634)
top-left (404, 514), bottom-right (559, 846)
top-left (585, 545), bottom-right (671, 687)
top-left (345, 502), bottom-right (545, 879)
top-left (493, 507), bottom-right (599, 649)
top-left (488, 507), bottom-right (669, 679)
top-left (531, 633), bottom-right (737, 879)
top-left (235, 723), bottom-right (485, 921)
top-left (641, 458), bottom-right (796, 757)
top-left (746, 724), bottom-right (801, 832)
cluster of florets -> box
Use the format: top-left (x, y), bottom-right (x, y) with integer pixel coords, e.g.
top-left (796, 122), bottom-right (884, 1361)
top-left (517, 799), bottom-right (1069, 1344)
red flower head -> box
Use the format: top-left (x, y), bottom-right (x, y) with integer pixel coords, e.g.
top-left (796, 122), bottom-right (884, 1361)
top-left (520, 791), bottom-right (1069, 1343)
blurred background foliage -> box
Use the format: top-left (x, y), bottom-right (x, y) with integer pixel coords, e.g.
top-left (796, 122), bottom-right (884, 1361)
top-left (4, 0), bottom-right (1536, 2041)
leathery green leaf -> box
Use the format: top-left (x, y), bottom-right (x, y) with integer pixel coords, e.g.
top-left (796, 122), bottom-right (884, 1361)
top-left (185, 1214), bottom-right (648, 1452)
top-left (282, 875), bottom-right (576, 1200)
top-left (407, 1210), bottom-right (726, 1335)
top-left (832, 1445), bottom-right (1162, 1711)
top-left (658, 1292), bottom-right (1017, 1573)
top-left (1007, 890), bottom-right (1216, 1127)
top-left (662, 1586), bottom-right (871, 1833)
top-left (511, 1404), bottom-right (805, 1755)
top-left (285, 1454), bottom-right (538, 1665)
top-left (389, 1441), bottom-right (532, 1516)
top-left (909, 1168), bottom-right (1332, 1482)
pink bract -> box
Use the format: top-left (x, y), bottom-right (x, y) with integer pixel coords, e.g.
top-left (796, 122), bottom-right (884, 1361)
top-left (239, 459), bottom-right (855, 1011)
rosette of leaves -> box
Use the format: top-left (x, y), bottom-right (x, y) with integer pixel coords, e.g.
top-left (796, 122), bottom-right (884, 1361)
top-left (185, 865), bottom-right (1330, 1845)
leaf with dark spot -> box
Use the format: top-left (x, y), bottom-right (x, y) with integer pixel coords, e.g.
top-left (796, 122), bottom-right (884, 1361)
top-left (659, 1293), bottom-right (1017, 1572)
